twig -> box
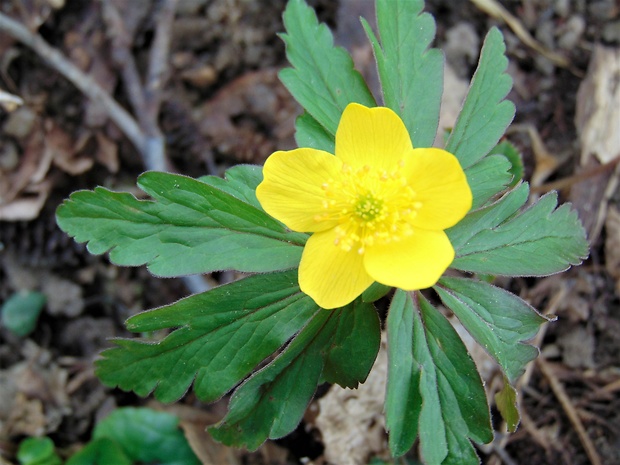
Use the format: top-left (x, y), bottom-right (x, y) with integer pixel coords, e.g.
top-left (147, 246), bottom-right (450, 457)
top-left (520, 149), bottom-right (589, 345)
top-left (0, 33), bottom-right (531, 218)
top-left (0, 10), bottom-right (211, 294)
top-left (100, 1), bottom-right (149, 128)
top-left (537, 357), bottom-right (603, 465)
top-left (531, 154), bottom-right (620, 194)
top-left (141, 0), bottom-right (178, 173)
top-left (0, 12), bottom-right (144, 158)
top-left (469, 0), bottom-right (583, 77)
top-left (145, 0), bottom-right (178, 122)
top-left (99, 0), bottom-right (176, 172)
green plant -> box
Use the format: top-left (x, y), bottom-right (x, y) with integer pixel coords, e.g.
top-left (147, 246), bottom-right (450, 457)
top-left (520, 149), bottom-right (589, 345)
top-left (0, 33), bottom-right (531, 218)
top-left (56, 1), bottom-right (588, 463)
top-left (1, 290), bottom-right (46, 337)
top-left (16, 408), bottom-right (199, 465)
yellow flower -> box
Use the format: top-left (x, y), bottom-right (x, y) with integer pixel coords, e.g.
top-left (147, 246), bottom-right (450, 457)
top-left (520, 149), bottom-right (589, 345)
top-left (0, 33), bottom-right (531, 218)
top-left (256, 103), bottom-right (472, 309)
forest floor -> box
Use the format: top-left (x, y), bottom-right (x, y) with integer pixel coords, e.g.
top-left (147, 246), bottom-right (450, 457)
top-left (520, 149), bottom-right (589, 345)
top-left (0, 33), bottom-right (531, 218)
top-left (0, 1), bottom-right (619, 464)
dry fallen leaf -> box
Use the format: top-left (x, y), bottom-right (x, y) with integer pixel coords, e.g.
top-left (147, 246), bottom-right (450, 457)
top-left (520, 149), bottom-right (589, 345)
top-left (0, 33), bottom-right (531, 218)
top-left (315, 336), bottom-right (389, 465)
top-left (605, 205), bottom-right (620, 288)
top-left (575, 46), bottom-right (620, 166)
top-left (571, 45), bottom-right (620, 243)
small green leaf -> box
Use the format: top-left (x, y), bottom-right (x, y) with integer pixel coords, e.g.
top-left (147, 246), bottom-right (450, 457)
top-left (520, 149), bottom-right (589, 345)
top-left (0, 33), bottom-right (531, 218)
top-left (56, 171), bottom-right (306, 277)
top-left (93, 408), bottom-right (199, 465)
top-left (445, 27), bottom-right (515, 169)
top-left (96, 271), bottom-right (318, 403)
top-left (362, 0), bottom-right (443, 147)
top-left (386, 291), bottom-right (492, 463)
top-left (452, 191), bottom-right (589, 276)
top-left (279, 0), bottom-right (375, 137)
top-left (1, 291), bottom-right (46, 337)
top-left (17, 437), bottom-right (61, 465)
top-left (322, 299), bottom-right (381, 388)
top-left (495, 380), bottom-right (520, 432)
top-left (294, 112), bottom-right (335, 153)
top-left (198, 164), bottom-right (264, 209)
top-left (436, 277), bottom-right (549, 382)
top-left (489, 140), bottom-right (524, 187)
top-left (385, 290), bottom-right (422, 457)
top-left (210, 301), bottom-right (377, 450)
top-left (210, 309), bottom-right (336, 449)
top-left (416, 294), bottom-right (492, 464)
top-left (362, 281), bottom-right (392, 303)
top-left (464, 154), bottom-right (513, 209)
top-left (66, 438), bottom-right (131, 465)
top-left (447, 183), bottom-right (530, 251)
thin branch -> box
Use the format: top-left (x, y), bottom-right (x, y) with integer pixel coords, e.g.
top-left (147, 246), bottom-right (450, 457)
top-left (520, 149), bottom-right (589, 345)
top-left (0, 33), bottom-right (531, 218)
top-left (531, 154), bottom-right (620, 194)
top-left (537, 357), bottom-right (603, 465)
top-left (145, 0), bottom-right (178, 124)
top-left (0, 9), bottom-right (212, 294)
top-left (100, 0), bottom-right (149, 128)
top-left (140, 0), bottom-right (178, 172)
top-left (0, 12), bottom-right (145, 157)
top-left (99, 0), bottom-right (177, 172)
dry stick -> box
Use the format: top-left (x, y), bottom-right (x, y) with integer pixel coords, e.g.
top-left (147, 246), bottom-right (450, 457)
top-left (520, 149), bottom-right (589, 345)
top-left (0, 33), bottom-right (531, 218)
top-left (0, 12), bottom-right (145, 159)
top-left (145, 0), bottom-right (178, 120)
top-left (531, 155), bottom-right (620, 194)
top-left (100, 1), bottom-right (149, 128)
top-left (99, 0), bottom-right (176, 172)
top-left (0, 11), bottom-right (211, 294)
top-left (141, 0), bottom-right (179, 173)
top-left (537, 357), bottom-right (603, 465)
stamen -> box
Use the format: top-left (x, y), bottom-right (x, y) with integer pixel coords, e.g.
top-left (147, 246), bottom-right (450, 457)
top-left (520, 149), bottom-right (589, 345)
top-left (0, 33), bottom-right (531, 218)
top-left (314, 158), bottom-right (424, 254)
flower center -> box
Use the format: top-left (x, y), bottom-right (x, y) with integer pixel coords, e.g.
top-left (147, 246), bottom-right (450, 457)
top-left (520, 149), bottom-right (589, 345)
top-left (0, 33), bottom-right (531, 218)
top-left (354, 193), bottom-right (384, 222)
top-left (316, 161), bottom-right (423, 254)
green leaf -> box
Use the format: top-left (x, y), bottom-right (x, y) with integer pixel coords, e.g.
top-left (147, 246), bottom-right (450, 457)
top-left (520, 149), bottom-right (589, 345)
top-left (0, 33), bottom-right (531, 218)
top-left (279, 0), bottom-right (375, 136)
top-left (93, 408), bottom-right (199, 465)
top-left (198, 164), bottom-right (264, 209)
top-left (66, 438), bottom-right (131, 465)
top-left (96, 271), bottom-right (318, 403)
top-left (210, 301), bottom-right (378, 449)
top-left (489, 140), bottom-right (524, 187)
top-left (362, 0), bottom-right (443, 147)
top-left (1, 290), bottom-right (46, 337)
top-left (362, 281), bottom-right (392, 303)
top-left (495, 380), bottom-right (520, 432)
top-left (447, 183), bottom-right (530, 251)
top-left (416, 294), bottom-right (493, 464)
top-left (385, 290), bottom-right (422, 457)
top-left (56, 171), bottom-right (307, 277)
top-left (386, 291), bottom-right (492, 463)
top-left (436, 277), bottom-right (549, 382)
top-left (17, 437), bottom-right (61, 465)
top-left (445, 27), bottom-right (515, 169)
top-left (452, 191), bottom-right (589, 276)
top-left (464, 154), bottom-right (513, 210)
top-left (322, 300), bottom-right (381, 388)
top-left (294, 112), bottom-right (335, 153)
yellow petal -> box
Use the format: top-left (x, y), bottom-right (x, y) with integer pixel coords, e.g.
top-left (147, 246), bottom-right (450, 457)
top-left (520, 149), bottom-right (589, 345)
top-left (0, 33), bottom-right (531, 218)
top-left (364, 229), bottom-right (454, 290)
top-left (299, 229), bottom-right (374, 309)
top-left (404, 148), bottom-right (472, 231)
top-left (256, 148), bottom-right (343, 232)
top-left (335, 103), bottom-right (413, 171)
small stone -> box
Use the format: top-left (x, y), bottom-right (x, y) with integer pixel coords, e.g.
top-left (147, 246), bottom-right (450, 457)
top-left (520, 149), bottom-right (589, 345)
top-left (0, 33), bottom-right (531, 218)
top-left (3, 106), bottom-right (37, 139)
top-left (554, 0), bottom-right (571, 18)
top-left (557, 15), bottom-right (586, 50)
top-left (445, 22), bottom-right (480, 76)
top-left (602, 21), bottom-right (620, 44)
top-left (0, 139), bottom-right (19, 170)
